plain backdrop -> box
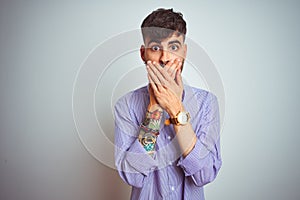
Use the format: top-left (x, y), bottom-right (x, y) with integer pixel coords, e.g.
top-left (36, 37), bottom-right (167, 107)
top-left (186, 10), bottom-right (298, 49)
top-left (1, 1), bottom-right (300, 200)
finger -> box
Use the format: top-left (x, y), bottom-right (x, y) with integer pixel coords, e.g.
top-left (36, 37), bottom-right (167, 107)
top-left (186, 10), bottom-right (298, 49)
top-left (169, 60), bottom-right (179, 79)
top-left (148, 74), bottom-right (164, 98)
top-left (147, 62), bottom-right (160, 82)
top-left (174, 58), bottom-right (182, 71)
top-left (147, 63), bottom-right (165, 92)
top-left (165, 60), bottom-right (174, 72)
top-left (146, 65), bottom-right (154, 83)
top-left (147, 72), bottom-right (164, 95)
top-left (166, 61), bottom-right (177, 78)
top-left (151, 61), bottom-right (169, 86)
top-left (147, 73), bottom-right (158, 92)
top-left (155, 61), bottom-right (176, 83)
top-left (168, 58), bottom-right (182, 79)
top-left (175, 68), bottom-right (183, 88)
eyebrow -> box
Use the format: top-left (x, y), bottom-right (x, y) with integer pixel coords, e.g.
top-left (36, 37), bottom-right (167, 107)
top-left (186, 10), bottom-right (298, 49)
top-left (168, 40), bottom-right (182, 46)
top-left (147, 39), bottom-right (182, 46)
top-left (147, 39), bottom-right (161, 46)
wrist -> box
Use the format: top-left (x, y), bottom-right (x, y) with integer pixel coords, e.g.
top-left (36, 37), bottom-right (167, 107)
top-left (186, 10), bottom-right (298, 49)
top-left (168, 103), bottom-right (184, 118)
top-left (148, 103), bottom-right (162, 112)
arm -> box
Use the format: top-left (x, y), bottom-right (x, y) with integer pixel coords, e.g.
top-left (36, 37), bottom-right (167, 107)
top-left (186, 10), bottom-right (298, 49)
top-left (146, 60), bottom-right (197, 156)
top-left (177, 93), bottom-right (222, 187)
top-left (114, 90), bottom-right (163, 188)
top-left (138, 86), bottom-right (163, 157)
top-left (147, 61), bottom-right (222, 187)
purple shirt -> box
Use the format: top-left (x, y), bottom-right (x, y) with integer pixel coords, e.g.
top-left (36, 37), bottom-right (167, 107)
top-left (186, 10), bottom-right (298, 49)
top-left (114, 85), bottom-right (222, 200)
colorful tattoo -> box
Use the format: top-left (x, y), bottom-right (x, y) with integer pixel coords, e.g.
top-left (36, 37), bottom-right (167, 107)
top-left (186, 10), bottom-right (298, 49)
top-left (138, 108), bottom-right (163, 156)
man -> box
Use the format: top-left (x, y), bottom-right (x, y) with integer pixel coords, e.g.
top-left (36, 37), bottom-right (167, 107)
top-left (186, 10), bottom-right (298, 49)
top-left (114, 8), bottom-right (221, 200)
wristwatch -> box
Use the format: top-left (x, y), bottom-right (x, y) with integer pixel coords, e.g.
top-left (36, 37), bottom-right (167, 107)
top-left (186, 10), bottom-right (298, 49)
top-left (169, 111), bottom-right (190, 125)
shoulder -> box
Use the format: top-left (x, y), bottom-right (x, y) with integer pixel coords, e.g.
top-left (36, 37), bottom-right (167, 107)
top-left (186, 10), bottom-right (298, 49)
top-left (184, 85), bottom-right (217, 103)
top-left (114, 86), bottom-right (148, 108)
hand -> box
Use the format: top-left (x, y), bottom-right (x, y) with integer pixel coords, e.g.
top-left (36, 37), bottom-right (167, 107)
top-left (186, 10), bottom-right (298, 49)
top-left (162, 58), bottom-right (181, 80)
top-left (146, 59), bottom-right (184, 117)
top-left (147, 58), bottom-right (181, 107)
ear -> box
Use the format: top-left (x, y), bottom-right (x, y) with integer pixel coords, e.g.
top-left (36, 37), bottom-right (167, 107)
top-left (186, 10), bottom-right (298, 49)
top-left (183, 44), bottom-right (187, 59)
top-left (140, 45), bottom-right (146, 62)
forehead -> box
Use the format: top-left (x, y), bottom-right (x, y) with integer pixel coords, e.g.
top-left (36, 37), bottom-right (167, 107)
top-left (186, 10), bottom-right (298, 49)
top-left (144, 34), bottom-right (185, 45)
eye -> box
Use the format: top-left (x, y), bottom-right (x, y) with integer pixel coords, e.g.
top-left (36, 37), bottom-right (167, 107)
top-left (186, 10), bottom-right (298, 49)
top-left (151, 45), bottom-right (161, 51)
top-left (170, 45), bottom-right (179, 51)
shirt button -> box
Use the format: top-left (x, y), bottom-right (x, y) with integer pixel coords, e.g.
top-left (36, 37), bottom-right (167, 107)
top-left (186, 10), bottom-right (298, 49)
top-left (171, 186), bottom-right (175, 191)
top-left (167, 135), bottom-right (171, 140)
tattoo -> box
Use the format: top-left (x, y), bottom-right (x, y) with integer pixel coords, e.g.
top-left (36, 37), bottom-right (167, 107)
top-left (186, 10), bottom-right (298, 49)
top-left (138, 108), bottom-right (163, 156)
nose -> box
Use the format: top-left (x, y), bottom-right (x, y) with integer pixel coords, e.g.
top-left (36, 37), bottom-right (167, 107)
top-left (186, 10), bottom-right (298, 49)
top-left (159, 49), bottom-right (170, 66)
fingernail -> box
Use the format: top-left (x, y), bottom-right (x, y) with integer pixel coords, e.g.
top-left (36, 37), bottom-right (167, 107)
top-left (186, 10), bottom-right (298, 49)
top-left (147, 60), bottom-right (151, 64)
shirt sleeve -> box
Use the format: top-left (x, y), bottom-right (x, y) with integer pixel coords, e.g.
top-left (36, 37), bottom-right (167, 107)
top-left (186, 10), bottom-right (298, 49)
top-left (177, 92), bottom-right (222, 187)
top-left (114, 94), bottom-right (158, 188)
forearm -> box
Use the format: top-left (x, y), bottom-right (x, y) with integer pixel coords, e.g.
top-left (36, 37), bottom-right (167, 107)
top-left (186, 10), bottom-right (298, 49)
top-left (177, 137), bottom-right (222, 187)
top-left (138, 104), bottom-right (163, 156)
top-left (115, 140), bottom-right (156, 187)
top-left (115, 126), bottom-right (159, 187)
top-left (117, 102), bottom-right (163, 186)
top-left (174, 122), bottom-right (197, 157)
top-left (114, 97), bottom-right (160, 186)
top-left (176, 93), bottom-right (222, 186)
top-left (168, 103), bottom-right (197, 157)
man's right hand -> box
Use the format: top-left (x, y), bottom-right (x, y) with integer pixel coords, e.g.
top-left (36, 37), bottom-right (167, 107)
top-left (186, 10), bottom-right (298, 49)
top-left (147, 58), bottom-right (182, 109)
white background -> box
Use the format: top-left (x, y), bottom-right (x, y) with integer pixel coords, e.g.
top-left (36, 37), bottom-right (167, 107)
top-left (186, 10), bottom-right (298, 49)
top-left (0, 1), bottom-right (299, 200)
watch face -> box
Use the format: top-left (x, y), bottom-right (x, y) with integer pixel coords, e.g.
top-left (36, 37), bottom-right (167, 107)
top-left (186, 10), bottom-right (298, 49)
top-left (178, 112), bottom-right (189, 124)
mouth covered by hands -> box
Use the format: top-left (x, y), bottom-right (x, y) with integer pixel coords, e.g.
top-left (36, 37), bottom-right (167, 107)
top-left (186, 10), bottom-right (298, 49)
top-left (146, 58), bottom-right (184, 117)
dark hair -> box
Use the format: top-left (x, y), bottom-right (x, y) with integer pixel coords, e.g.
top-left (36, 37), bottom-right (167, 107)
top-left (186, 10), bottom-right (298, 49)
top-left (141, 8), bottom-right (187, 42)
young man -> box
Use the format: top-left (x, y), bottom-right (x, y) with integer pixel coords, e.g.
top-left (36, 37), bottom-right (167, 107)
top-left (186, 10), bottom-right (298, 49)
top-left (114, 8), bottom-right (221, 200)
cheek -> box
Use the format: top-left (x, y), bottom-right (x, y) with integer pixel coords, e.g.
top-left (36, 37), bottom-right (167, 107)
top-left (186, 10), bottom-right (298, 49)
top-left (145, 51), bottom-right (160, 61)
top-left (172, 50), bottom-right (186, 59)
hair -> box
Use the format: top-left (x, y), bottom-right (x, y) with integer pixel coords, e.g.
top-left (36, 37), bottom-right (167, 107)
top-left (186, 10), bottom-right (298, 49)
top-left (141, 8), bottom-right (187, 42)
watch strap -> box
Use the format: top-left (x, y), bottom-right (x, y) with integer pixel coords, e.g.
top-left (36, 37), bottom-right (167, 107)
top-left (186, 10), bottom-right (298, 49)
top-left (169, 117), bottom-right (179, 125)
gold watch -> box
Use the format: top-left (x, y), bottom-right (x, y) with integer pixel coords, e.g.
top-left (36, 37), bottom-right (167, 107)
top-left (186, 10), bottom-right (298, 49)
top-left (169, 111), bottom-right (190, 125)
